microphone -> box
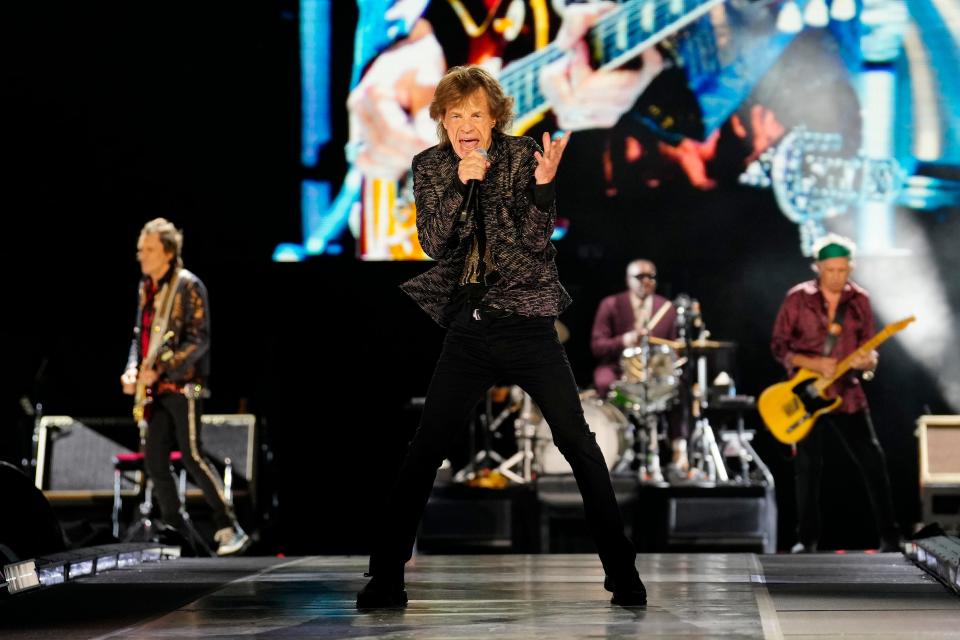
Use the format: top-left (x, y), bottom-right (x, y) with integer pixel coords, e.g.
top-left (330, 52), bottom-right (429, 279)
top-left (459, 148), bottom-right (487, 223)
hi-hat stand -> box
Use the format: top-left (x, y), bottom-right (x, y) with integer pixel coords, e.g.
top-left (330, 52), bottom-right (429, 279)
top-left (494, 390), bottom-right (537, 484)
top-left (688, 355), bottom-right (728, 482)
top-left (453, 387), bottom-right (521, 483)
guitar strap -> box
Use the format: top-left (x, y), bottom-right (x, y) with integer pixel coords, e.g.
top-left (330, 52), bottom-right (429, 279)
top-left (821, 300), bottom-right (848, 357)
top-left (143, 269), bottom-right (182, 368)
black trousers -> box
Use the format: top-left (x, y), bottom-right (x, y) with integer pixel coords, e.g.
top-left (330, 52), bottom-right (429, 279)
top-left (370, 307), bottom-right (637, 581)
top-left (144, 393), bottom-right (234, 531)
top-left (794, 410), bottom-right (899, 547)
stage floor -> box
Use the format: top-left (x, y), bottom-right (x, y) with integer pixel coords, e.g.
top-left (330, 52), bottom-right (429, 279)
top-left (3, 552), bottom-right (959, 639)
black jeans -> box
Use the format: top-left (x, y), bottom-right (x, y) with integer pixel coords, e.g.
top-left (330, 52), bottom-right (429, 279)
top-left (794, 410), bottom-right (899, 546)
top-left (370, 307), bottom-right (637, 581)
top-left (145, 393), bottom-right (234, 531)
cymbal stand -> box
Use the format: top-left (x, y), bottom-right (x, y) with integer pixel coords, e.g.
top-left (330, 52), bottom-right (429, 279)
top-left (612, 409), bottom-right (641, 474)
top-left (640, 411), bottom-right (664, 483)
top-left (689, 355), bottom-right (728, 482)
top-left (674, 294), bottom-right (727, 483)
top-left (495, 389), bottom-right (536, 484)
top-left (453, 387), bottom-right (514, 483)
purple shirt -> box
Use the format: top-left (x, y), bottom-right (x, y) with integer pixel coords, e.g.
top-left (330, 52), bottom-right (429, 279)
top-left (770, 279), bottom-right (876, 414)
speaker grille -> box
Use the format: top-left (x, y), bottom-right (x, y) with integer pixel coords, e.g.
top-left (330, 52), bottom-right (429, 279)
top-left (35, 415), bottom-right (256, 498)
top-left (669, 497), bottom-right (765, 536)
top-left (918, 415), bottom-right (960, 485)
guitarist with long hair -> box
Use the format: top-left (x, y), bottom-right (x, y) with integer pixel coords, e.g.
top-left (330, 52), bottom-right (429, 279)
top-left (770, 234), bottom-right (900, 553)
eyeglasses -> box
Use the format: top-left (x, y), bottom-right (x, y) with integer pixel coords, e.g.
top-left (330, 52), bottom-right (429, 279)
top-left (630, 273), bottom-right (656, 280)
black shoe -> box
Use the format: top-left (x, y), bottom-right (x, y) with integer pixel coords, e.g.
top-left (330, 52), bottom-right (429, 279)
top-left (605, 574), bottom-right (647, 607)
top-left (154, 523), bottom-right (188, 547)
top-left (356, 576), bottom-right (408, 610)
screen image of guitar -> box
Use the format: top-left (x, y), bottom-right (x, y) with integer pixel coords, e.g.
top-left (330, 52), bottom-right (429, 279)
top-left (758, 315), bottom-right (915, 445)
top-left (359, 0), bottom-right (727, 260)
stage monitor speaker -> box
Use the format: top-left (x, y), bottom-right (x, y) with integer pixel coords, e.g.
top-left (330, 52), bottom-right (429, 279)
top-left (669, 496), bottom-right (766, 537)
top-left (0, 461), bottom-right (66, 562)
top-left (34, 414), bottom-right (256, 501)
top-left (634, 483), bottom-right (777, 553)
top-left (917, 415), bottom-right (960, 486)
top-left (418, 485), bottom-right (538, 553)
top-left (917, 415), bottom-right (960, 528)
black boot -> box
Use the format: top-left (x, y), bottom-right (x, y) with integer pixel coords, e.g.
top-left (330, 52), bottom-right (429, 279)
top-left (356, 574), bottom-right (408, 610)
top-left (605, 572), bottom-right (647, 606)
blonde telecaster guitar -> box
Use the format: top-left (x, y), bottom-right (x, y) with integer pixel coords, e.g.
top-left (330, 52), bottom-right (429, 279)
top-left (759, 315), bottom-right (915, 445)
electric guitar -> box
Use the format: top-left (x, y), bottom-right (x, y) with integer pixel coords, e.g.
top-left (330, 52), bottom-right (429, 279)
top-left (132, 330), bottom-right (175, 425)
top-left (759, 315), bottom-right (915, 444)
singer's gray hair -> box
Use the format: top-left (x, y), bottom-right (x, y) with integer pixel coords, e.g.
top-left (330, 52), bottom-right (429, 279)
top-left (429, 66), bottom-right (514, 147)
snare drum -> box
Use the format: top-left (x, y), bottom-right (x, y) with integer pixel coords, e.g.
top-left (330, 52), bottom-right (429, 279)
top-left (614, 344), bottom-right (681, 413)
top-left (534, 396), bottom-right (628, 474)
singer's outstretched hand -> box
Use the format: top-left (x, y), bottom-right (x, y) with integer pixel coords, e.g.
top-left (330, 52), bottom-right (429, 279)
top-left (534, 131), bottom-right (571, 184)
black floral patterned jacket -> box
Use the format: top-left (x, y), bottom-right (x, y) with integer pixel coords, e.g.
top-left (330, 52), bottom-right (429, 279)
top-left (126, 268), bottom-right (211, 385)
top-left (400, 130), bottom-right (572, 326)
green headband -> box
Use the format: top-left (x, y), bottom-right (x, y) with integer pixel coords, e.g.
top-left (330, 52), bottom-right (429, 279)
top-left (816, 243), bottom-right (851, 261)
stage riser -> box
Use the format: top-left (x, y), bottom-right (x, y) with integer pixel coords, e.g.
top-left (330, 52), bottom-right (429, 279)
top-left (417, 478), bottom-right (776, 554)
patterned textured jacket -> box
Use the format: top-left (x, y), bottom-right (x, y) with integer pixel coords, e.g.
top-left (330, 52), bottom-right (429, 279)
top-left (126, 268), bottom-right (211, 385)
top-left (400, 130), bottom-right (572, 326)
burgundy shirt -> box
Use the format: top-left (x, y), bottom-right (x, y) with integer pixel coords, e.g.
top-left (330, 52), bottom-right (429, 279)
top-left (591, 291), bottom-right (678, 394)
top-left (770, 279), bottom-right (876, 414)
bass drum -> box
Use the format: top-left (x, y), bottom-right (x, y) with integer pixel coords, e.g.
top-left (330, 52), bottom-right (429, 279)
top-left (534, 396), bottom-right (628, 474)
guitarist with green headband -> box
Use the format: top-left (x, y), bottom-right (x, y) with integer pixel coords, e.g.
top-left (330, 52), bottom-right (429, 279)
top-left (769, 233), bottom-right (901, 554)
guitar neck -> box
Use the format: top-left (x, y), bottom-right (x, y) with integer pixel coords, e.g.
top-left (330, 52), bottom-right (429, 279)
top-left (816, 316), bottom-right (916, 390)
top-left (501, 0), bottom-right (725, 129)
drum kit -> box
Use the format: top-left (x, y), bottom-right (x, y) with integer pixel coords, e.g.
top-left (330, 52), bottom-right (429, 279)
top-left (452, 296), bottom-right (766, 487)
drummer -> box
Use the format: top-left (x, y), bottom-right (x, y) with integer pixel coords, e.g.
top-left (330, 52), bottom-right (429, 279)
top-left (590, 259), bottom-right (690, 473)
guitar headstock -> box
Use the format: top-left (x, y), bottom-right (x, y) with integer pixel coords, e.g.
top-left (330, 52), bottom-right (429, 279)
top-left (888, 315), bottom-right (916, 333)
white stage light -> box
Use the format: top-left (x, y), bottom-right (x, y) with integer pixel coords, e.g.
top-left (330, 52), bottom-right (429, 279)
top-left (804, 0), bottom-right (830, 27)
top-left (777, 1), bottom-right (804, 33)
top-left (830, 0), bottom-right (857, 21)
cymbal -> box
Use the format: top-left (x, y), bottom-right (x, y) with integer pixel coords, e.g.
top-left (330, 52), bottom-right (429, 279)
top-left (647, 335), bottom-right (683, 349)
top-left (635, 336), bottom-right (736, 350)
top-left (685, 339), bottom-right (736, 349)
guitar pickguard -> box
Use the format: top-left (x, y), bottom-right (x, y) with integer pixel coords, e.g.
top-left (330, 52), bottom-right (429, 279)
top-left (790, 377), bottom-right (835, 416)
